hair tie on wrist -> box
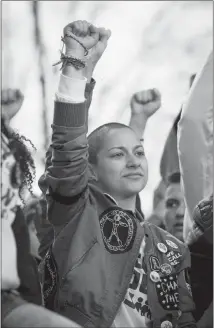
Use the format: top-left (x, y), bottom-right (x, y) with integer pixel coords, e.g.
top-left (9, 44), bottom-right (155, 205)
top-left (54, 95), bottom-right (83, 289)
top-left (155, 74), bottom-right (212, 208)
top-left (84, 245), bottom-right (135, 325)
top-left (62, 33), bottom-right (89, 56)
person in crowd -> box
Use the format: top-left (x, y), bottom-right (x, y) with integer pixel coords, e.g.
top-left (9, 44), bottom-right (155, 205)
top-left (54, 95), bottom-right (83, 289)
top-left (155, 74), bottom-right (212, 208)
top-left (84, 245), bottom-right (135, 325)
top-left (23, 195), bottom-right (43, 264)
top-left (187, 195), bottom-right (213, 328)
top-left (1, 90), bottom-right (42, 306)
top-left (164, 172), bottom-right (185, 241)
top-left (147, 179), bottom-right (166, 229)
top-left (37, 68), bottom-right (161, 259)
top-left (39, 20), bottom-right (197, 328)
top-left (1, 89), bottom-right (82, 327)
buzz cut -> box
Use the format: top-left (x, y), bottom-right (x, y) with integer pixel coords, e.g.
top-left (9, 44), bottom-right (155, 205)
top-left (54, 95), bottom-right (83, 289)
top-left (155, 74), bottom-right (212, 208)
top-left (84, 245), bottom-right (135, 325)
top-left (87, 122), bottom-right (133, 164)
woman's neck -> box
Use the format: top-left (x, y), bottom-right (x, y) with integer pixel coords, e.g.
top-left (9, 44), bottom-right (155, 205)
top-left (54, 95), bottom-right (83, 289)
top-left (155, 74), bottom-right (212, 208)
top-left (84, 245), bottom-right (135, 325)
top-left (115, 195), bottom-right (137, 212)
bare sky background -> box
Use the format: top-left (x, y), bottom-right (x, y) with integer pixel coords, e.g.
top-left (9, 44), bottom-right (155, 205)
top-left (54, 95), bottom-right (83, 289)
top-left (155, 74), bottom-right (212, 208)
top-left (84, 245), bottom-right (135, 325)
top-left (2, 1), bottom-right (213, 216)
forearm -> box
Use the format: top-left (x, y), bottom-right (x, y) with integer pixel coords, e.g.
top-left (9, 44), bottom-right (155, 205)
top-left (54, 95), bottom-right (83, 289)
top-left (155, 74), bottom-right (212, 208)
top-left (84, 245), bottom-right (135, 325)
top-left (58, 62), bottom-right (96, 112)
top-left (57, 64), bottom-right (87, 102)
top-left (40, 57), bottom-right (89, 197)
top-left (129, 113), bottom-right (148, 139)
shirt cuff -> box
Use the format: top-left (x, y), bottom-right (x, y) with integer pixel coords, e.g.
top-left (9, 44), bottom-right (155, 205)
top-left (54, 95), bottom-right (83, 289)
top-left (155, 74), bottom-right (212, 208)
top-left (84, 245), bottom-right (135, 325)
top-left (56, 74), bottom-right (87, 103)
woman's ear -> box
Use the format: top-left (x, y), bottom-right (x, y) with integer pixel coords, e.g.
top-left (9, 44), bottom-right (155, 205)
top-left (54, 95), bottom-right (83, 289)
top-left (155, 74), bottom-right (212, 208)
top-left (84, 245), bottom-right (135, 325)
top-left (89, 163), bottom-right (98, 181)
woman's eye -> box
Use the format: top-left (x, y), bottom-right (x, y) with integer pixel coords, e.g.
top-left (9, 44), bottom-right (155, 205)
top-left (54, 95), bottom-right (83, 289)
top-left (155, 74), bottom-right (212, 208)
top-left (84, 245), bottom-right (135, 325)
top-left (166, 200), bottom-right (178, 209)
top-left (111, 153), bottom-right (124, 158)
top-left (136, 151), bottom-right (145, 157)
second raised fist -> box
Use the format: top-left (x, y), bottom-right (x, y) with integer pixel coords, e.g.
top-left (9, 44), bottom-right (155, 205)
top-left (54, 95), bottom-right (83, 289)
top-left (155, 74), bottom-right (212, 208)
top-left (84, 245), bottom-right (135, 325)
top-left (131, 88), bottom-right (162, 118)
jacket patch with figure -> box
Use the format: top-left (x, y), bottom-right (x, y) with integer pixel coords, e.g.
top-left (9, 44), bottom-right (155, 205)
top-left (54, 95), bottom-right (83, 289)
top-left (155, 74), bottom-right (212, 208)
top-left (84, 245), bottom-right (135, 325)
top-left (99, 207), bottom-right (137, 254)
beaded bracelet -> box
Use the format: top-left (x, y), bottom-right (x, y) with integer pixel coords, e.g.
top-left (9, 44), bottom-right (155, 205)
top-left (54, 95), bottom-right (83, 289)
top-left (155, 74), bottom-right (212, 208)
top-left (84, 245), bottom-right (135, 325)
top-left (53, 52), bottom-right (87, 71)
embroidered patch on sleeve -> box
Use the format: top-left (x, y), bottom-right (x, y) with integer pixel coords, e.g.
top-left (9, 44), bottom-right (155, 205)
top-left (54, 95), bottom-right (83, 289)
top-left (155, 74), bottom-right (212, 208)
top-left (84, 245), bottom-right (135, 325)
top-left (155, 274), bottom-right (179, 310)
top-left (99, 207), bottom-right (137, 254)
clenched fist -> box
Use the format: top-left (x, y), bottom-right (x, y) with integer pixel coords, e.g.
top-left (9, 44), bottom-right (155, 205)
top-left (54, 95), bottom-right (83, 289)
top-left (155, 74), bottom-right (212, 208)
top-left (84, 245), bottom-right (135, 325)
top-left (131, 88), bottom-right (161, 118)
top-left (63, 20), bottom-right (99, 57)
top-left (1, 89), bottom-right (24, 122)
top-left (63, 20), bottom-right (111, 60)
top-left (62, 20), bottom-right (111, 81)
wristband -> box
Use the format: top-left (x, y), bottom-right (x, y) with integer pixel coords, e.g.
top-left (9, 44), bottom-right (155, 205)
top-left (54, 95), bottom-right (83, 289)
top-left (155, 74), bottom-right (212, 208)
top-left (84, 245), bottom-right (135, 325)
top-left (53, 52), bottom-right (87, 71)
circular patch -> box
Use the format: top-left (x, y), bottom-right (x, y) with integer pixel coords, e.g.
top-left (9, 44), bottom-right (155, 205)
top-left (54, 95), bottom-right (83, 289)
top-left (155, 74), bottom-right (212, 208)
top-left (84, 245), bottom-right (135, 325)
top-left (99, 208), bottom-right (137, 254)
top-left (157, 243), bottom-right (167, 253)
top-left (150, 271), bottom-right (160, 282)
top-left (160, 263), bottom-right (172, 275)
top-left (161, 321), bottom-right (172, 328)
top-left (166, 239), bottom-right (178, 249)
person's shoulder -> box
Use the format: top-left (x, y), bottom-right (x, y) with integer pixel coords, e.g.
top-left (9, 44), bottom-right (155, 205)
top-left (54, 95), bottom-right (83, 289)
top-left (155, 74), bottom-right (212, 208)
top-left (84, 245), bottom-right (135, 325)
top-left (146, 222), bottom-right (187, 251)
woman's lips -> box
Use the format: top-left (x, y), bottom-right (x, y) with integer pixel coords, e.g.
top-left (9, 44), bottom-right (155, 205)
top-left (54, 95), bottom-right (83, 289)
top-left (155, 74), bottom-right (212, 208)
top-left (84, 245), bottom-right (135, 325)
top-left (123, 173), bottom-right (143, 179)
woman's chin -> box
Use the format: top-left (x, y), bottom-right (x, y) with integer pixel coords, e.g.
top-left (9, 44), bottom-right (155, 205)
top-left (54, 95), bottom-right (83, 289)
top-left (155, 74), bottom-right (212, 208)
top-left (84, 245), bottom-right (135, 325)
top-left (123, 182), bottom-right (146, 196)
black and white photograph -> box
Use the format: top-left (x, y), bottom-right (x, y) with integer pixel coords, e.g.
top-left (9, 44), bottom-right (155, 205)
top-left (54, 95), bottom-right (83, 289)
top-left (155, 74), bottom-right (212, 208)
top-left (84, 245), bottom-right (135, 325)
top-left (1, 1), bottom-right (213, 328)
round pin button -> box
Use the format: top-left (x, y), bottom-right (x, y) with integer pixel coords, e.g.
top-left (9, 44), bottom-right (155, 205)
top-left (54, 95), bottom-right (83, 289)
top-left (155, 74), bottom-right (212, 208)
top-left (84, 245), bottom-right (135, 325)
top-left (161, 320), bottom-right (173, 328)
top-left (157, 243), bottom-right (167, 253)
top-left (166, 239), bottom-right (178, 249)
top-left (150, 270), bottom-right (160, 282)
top-left (160, 263), bottom-right (172, 275)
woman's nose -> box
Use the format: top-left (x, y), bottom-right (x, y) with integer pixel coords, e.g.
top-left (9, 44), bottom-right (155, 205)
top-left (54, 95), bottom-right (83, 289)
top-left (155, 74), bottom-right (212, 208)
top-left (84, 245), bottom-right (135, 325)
top-left (126, 154), bottom-right (140, 168)
top-left (176, 201), bottom-right (186, 217)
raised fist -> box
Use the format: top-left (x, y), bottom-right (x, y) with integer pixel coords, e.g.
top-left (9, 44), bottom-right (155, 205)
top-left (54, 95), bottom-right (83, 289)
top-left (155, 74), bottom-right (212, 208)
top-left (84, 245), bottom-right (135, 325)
top-left (130, 88), bottom-right (161, 118)
top-left (63, 20), bottom-right (100, 57)
top-left (88, 27), bottom-right (111, 65)
top-left (63, 20), bottom-right (111, 61)
top-left (1, 89), bottom-right (24, 122)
